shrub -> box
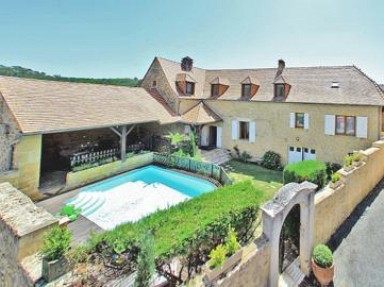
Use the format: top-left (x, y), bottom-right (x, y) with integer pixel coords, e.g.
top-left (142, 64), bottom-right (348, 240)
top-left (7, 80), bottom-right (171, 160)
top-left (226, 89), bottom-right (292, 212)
top-left (42, 226), bottom-right (72, 261)
top-left (352, 153), bottom-right (362, 162)
top-left (135, 233), bottom-right (155, 287)
top-left (240, 151), bottom-right (252, 162)
top-left (331, 173), bottom-right (341, 183)
top-left (344, 155), bottom-right (353, 167)
top-left (325, 162), bottom-right (342, 179)
top-left (68, 245), bottom-right (89, 264)
top-left (225, 228), bottom-right (241, 256)
top-left (85, 181), bottom-right (267, 279)
top-left (283, 160), bottom-right (327, 189)
top-left (313, 244), bottom-right (333, 268)
top-left (261, 151), bottom-right (282, 170)
top-left (208, 244), bottom-right (227, 269)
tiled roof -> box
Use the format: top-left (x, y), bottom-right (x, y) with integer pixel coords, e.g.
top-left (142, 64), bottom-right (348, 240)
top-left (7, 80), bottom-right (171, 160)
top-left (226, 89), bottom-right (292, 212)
top-left (156, 58), bottom-right (384, 106)
top-left (380, 84), bottom-right (384, 91)
top-left (181, 101), bottom-right (221, 125)
top-left (0, 76), bottom-right (178, 134)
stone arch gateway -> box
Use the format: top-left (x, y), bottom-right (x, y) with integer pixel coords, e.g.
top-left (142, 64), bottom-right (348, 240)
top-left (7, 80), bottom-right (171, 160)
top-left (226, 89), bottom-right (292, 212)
top-left (261, 181), bottom-right (317, 287)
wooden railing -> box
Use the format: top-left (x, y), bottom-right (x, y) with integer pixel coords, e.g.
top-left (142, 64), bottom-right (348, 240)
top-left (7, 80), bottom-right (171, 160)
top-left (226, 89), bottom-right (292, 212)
top-left (153, 153), bottom-right (232, 186)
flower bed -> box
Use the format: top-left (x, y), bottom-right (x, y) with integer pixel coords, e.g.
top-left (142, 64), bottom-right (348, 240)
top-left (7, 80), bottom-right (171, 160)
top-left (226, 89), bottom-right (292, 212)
top-left (80, 181), bottom-right (268, 283)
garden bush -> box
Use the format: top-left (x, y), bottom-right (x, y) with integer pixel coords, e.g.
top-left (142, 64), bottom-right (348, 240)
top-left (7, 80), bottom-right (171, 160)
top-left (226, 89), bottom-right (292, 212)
top-left (42, 226), bottom-right (72, 261)
top-left (86, 181), bottom-right (267, 280)
top-left (283, 160), bottom-right (327, 189)
top-left (208, 244), bottom-right (227, 269)
top-left (325, 162), bottom-right (342, 179)
top-left (331, 172), bottom-right (341, 183)
top-left (313, 244), bottom-right (333, 268)
top-left (135, 233), bottom-right (155, 287)
top-left (261, 151), bottom-right (282, 170)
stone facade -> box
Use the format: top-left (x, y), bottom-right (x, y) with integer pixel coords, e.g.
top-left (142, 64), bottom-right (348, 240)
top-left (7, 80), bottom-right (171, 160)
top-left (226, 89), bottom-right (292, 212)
top-left (0, 97), bottom-right (21, 172)
top-left (0, 182), bottom-right (57, 287)
top-left (181, 99), bottom-right (381, 165)
top-left (141, 58), bottom-right (179, 113)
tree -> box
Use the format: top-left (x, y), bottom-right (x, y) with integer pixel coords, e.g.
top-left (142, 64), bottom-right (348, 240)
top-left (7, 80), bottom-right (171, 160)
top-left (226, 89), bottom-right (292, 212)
top-left (134, 232), bottom-right (155, 287)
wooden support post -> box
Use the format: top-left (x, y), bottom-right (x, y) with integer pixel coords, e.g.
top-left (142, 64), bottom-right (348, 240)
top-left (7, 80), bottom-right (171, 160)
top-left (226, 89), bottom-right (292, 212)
top-left (121, 125), bottom-right (127, 161)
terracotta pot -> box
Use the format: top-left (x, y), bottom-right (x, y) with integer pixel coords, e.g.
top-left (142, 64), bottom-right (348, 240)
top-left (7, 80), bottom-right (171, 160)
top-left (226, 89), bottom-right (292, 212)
top-left (312, 258), bottom-right (334, 286)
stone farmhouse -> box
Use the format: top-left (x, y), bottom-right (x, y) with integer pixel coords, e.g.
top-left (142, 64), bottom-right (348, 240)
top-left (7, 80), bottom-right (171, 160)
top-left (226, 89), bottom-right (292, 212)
top-left (0, 57), bottom-right (383, 199)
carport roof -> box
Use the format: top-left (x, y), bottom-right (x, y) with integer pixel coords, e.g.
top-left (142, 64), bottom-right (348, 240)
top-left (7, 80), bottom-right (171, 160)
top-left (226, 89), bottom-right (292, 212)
top-left (0, 76), bottom-right (178, 134)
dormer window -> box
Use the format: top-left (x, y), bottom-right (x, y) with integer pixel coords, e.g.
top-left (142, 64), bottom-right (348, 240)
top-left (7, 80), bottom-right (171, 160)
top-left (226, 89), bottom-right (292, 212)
top-left (242, 84), bottom-right (252, 100)
top-left (185, 81), bottom-right (195, 95)
top-left (209, 77), bottom-right (229, 98)
top-left (275, 84), bottom-right (285, 98)
top-left (211, 84), bottom-right (220, 97)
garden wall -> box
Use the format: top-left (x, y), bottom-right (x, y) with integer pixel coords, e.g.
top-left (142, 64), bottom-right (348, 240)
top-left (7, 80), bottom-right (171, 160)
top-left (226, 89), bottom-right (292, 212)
top-left (314, 140), bottom-right (384, 244)
top-left (0, 182), bottom-right (58, 287)
top-left (66, 152), bottom-right (154, 189)
top-left (216, 236), bottom-right (270, 287)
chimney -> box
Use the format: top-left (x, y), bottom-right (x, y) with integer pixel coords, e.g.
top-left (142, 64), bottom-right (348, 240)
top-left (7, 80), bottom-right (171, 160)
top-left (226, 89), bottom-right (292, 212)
top-left (276, 59), bottom-right (285, 78)
top-left (181, 56), bottom-right (193, 72)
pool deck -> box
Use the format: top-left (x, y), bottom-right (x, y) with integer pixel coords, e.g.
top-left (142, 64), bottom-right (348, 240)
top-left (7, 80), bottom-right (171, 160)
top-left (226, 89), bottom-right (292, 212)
top-left (36, 189), bottom-right (104, 246)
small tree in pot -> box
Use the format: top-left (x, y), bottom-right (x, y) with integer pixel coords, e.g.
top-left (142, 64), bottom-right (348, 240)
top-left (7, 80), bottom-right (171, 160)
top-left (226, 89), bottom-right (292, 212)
top-left (312, 244), bottom-right (334, 286)
top-left (41, 225), bottom-right (72, 282)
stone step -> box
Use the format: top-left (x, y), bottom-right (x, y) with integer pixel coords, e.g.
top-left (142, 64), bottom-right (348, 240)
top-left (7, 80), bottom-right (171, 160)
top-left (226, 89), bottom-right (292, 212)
top-left (280, 258), bottom-right (305, 287)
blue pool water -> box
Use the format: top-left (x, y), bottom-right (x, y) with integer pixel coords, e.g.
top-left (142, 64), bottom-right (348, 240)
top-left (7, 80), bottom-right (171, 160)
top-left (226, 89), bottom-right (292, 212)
top-left (66, 165), bottom-right (216, 229)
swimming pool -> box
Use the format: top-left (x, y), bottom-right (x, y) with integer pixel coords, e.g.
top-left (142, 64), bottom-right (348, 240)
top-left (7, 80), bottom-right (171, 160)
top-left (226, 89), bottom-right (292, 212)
top-left (65, 165), bottom-right (216, 230)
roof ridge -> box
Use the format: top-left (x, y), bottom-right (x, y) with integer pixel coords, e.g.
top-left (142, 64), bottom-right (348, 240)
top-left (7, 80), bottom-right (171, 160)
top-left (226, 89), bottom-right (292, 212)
top-left (206, 65), bottom-right (355, 72)
top-left (0, 75), bottom-right (142, 89)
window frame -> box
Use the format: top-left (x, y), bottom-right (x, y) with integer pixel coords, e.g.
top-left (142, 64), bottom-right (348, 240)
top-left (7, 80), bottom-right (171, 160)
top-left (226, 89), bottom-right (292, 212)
top-left (335, 115), bottom-right (356, 136)
top-left (211, 84), bottom-right (220, 97)
top-left (239, 121), bottom-right (250, 140)
top-left (295, 113), bottom-right (305, 129)
top-left (185, 81), bottom-right (195, 95)
top-left (275, 83), bottom-right (285, 98)
top-left (241, 84), bottom-right (252, 100)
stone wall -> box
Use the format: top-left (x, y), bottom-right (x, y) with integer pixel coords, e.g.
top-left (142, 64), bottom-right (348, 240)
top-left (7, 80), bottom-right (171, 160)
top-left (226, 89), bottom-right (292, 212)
top-left (0, 182), bottom-right (58, 287)
top-left (0, 98), bottom-right (21, 171)
top-left (180, 99), bottom-right (381, 165)
top-left (314, 140), bottom-right (384, 243)
top-left (13, 135), bottom-right (43, 199)
top-left (141, 58), bottom-right (179, 113)
top-left (66, 152), bottom-right (154, 189)
top-left (217, 236), bottom-right (270, 287)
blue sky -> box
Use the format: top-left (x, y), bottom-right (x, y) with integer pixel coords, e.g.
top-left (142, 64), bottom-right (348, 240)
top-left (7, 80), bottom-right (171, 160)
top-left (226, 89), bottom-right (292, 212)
top-left (0, 0), bottom-right (383, 82)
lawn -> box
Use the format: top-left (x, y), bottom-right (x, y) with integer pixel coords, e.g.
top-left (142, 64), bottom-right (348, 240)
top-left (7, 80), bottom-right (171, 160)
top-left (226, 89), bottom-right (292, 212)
top-left (223, 160), bottom-right (283, 196)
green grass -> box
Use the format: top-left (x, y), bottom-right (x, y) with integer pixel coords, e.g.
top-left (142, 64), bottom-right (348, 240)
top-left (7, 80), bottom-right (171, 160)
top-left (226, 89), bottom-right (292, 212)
top-left (225, 160), bottom-right (283, 196)
top-left (89, 181), bottom-right (268, 258)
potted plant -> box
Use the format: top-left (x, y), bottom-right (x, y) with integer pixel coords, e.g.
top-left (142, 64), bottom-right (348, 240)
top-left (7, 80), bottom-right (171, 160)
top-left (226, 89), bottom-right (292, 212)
top-left (343, 155), bottom-right (354, 172)
top-left (352, 152), bottom-right (363, 167)
top-left (41, 225), bottom-right (72, 282)
top-left (54, 204), bottom-right (82, 222)
top-left (204, 228), bottom-right (243, 283)
top-left (329, 172), bottom-right (342, 189)
top-left (312, 244), bottom-right (334, 286)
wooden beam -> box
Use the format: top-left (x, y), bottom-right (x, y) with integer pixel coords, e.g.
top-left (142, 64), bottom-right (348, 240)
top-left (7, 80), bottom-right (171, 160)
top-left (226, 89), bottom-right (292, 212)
top-left (121, 125), bottom-right (127, 161)
top-left (126, 124), bottom-right (136, 136)
top-left (110, 127), bottom-right (122, 137)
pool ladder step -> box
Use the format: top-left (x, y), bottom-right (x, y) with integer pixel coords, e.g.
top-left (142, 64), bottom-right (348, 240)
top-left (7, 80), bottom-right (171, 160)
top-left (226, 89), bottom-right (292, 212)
top-left (82, 196), bottom-right (107, 217)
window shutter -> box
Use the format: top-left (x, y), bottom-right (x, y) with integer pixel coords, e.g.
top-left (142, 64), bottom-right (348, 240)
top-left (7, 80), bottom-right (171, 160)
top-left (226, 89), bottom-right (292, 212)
top-left (290, 113), bottom-right (295, 128)
top-left (249, 121), bottom-right (256, 143)
top-left (216, 127), bottom-right (222, 148)
top-left (356, 117), bottom-right (368, 138)
top-left (304, 113), bottom-right (309, 129)
top-left (231, 120), bottom-right (238, 140)
top-left (324, 115), bottom-right (335, 135)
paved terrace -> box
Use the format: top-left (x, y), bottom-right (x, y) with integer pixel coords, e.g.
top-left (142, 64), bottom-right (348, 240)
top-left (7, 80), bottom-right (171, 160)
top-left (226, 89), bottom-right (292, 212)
top-left (36, 189), bottom-right (103, 246)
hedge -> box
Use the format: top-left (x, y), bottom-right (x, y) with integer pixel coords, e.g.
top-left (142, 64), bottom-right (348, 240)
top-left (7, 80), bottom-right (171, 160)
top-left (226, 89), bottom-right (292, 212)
top-left (86, 181), bottom-right (268, 280)
top-left (283, 160), bottom-right (327, 189)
